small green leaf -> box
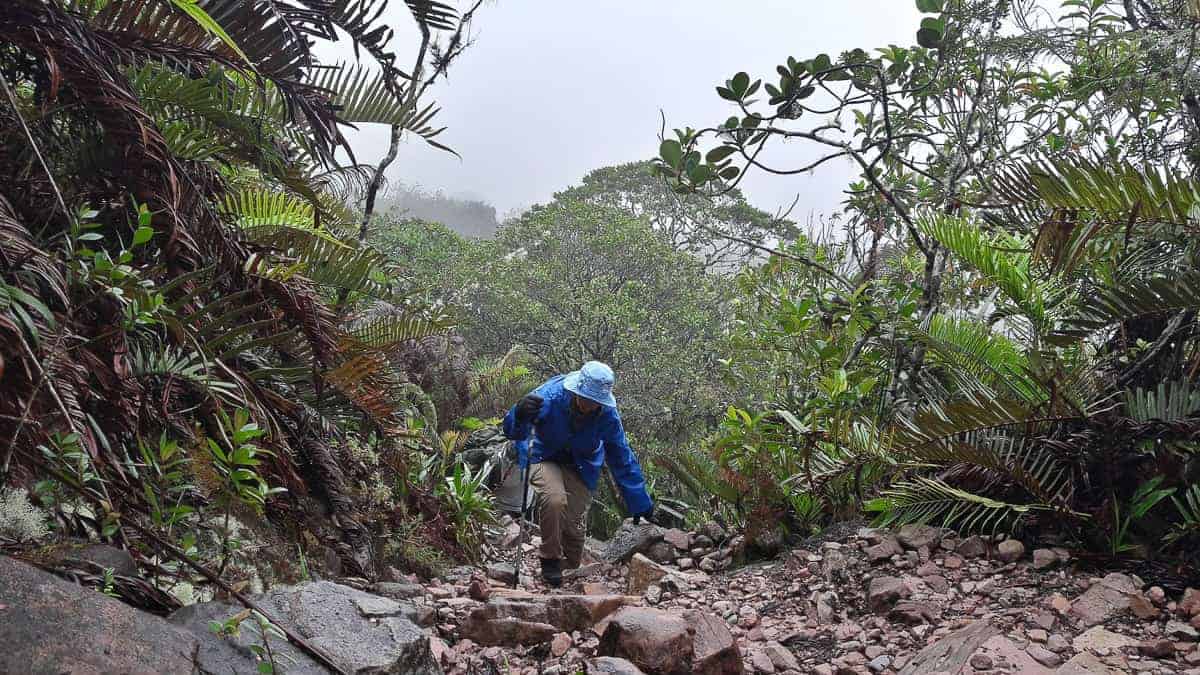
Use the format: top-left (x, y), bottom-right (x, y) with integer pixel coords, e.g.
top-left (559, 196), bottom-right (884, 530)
top-left (917, 27), bottom-right (943, 48)
top-left (731, 72), bottom-right (750, 95)
top-left (659, 140), bottom-right (683, 168)
top-left (706, 146), bottom-right (736, 163)
top-left (719, 166), bottom-right (739, 180)
top-left (915, 0), bottom-right (942, 12)
top-left (132, 226), bottom-right (154, 247)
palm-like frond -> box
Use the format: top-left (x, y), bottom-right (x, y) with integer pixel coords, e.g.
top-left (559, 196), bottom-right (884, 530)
top-left (311, 63), bottom-right (450, 150)
top-left (402, 0), bottom-right (459, 30)
top-left (919, 212), bottom-right (1053, 326)
top-left (222, 189), bottom-right (315, 229)
top-left (993, 157), bottom-right (1200, 226)
top-left (1125, 379), bottom-right (1200, 423)
top-left (1061, 270), bottom-right (1200, 337)
top-left (893, 396), bottom-right (1071, 450)
top-left (346, 312), bottom-right (452, 349)
top-left (868, 476), bottom-right (1045, 534)
top-left (918, 314), bottom-right (1042, 403)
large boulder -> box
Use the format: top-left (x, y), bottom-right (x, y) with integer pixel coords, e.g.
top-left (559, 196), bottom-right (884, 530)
top-left (598, 607), bottom-right (694, 675)
top-left (172, 581), bottom-right (441, 674)
top-left (0, 555), bottom-right (236, 674)
top-left (684, 610), bottom-right (743, 674)
top-left (603, 522), bottom-right (666, 563)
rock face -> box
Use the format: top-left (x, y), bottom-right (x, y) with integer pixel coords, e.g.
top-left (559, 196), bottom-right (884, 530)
top-left (172, 581), bottom-right (442, 674)
top-left (598, 607), bottom-right (694, 674)
top-left (0, 555), bottom-right (234, 674)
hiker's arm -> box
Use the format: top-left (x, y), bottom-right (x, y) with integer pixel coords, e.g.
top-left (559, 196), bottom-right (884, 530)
top-left (602, 414), bottom-right (653, 517)
top-left (503, 392), bottom-right (544, 442)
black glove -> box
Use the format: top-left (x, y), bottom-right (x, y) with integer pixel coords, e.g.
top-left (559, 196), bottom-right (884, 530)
top-left (515, 393), bottom-right (543, 423)
top-left (632, 506), bottom-right (654, 525)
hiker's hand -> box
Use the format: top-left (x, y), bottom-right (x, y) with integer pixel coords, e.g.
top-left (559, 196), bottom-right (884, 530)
top-left (632, 506), bottom-right (653, 525)
top-left (515, 394), bottom-right (543, 423)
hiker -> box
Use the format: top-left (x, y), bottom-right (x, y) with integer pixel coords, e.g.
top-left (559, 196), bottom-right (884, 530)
top-left (503, 361), bottom-right (653, 587)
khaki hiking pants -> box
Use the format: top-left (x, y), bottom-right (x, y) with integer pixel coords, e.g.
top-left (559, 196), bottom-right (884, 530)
top-left (530, 461), bottom-right (592, 568)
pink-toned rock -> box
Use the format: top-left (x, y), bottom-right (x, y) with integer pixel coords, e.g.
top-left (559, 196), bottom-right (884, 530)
top-left (1182, 588), bottom-right (1200, 617)
top-left (589, 656), bottom-right (649, 674)
top-left (995, 539), bottom-right (1025, 562)
top-left (867, 576), bottom-right (911, 613)
top-left (1069, 573), bottom-right (1139, 626)
top-left (598, 607), bottom-right (694, 675)
top-left (1049, 593), bottom-right (1072, 614)
top-left (460, 613), bottom-right (557, 646)
top-left (685, 610), bottom-right (743, 674)
top-left (663, 529), bottom-right (691, 551)
top-left (956, 536), bottom-right (986, 558)
top-left (628, 553), bottom-right (672, 595)
top-left (551, 632), bottom-right (573, 657)
top-left (1130, 593), bottom-right (1160, 620)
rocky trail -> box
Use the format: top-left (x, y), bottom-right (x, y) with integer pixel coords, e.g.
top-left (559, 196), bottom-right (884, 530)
top-left (2, 519), bottom-right (1199, 674)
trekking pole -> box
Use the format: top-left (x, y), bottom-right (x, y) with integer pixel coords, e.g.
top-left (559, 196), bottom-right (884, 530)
top-left (514, 460), bottom-right (531, 588)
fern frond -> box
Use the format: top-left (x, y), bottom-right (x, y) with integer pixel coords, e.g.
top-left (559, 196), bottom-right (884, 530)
top-left (893, 396), bottom-right (1074, 451)
top-left (994, 157), bottom-right (1200, 226)
top-left (310, 63), bottom-right (451, 151)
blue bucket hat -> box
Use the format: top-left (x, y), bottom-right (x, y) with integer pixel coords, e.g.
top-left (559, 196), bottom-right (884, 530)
top-left (563, 361), bottom-right (617, 408)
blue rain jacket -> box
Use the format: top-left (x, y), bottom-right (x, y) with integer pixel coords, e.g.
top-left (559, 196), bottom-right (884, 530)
top-left (503, 375), bottom-right (653, 516)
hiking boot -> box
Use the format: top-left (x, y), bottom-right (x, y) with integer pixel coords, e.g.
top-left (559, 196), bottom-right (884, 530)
top-left (540, 557), bottom-right (562, 587)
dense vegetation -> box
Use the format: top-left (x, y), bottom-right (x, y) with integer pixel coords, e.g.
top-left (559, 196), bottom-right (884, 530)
top-left (3, 0), bottom-right (1200, 626)
top-left (651, 0), bottom-right (1200, 565)
top-left (0, 0), bottom-right (497, 601)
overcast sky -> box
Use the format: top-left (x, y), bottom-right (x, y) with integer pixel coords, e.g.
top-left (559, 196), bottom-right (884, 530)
top-left (324, 1), bottom-right (924, 223)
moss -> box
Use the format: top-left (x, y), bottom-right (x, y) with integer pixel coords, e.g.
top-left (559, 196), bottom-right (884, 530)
top-left (0, 487), bottom-right (50, 543)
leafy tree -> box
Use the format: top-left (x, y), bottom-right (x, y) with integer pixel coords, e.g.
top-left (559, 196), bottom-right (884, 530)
top-left (557, 161), bottom-right (798, 270)
top-left (460, 199), bottom-right (730, 444)
top-left (651, 0), bottom-right (1200, 560)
